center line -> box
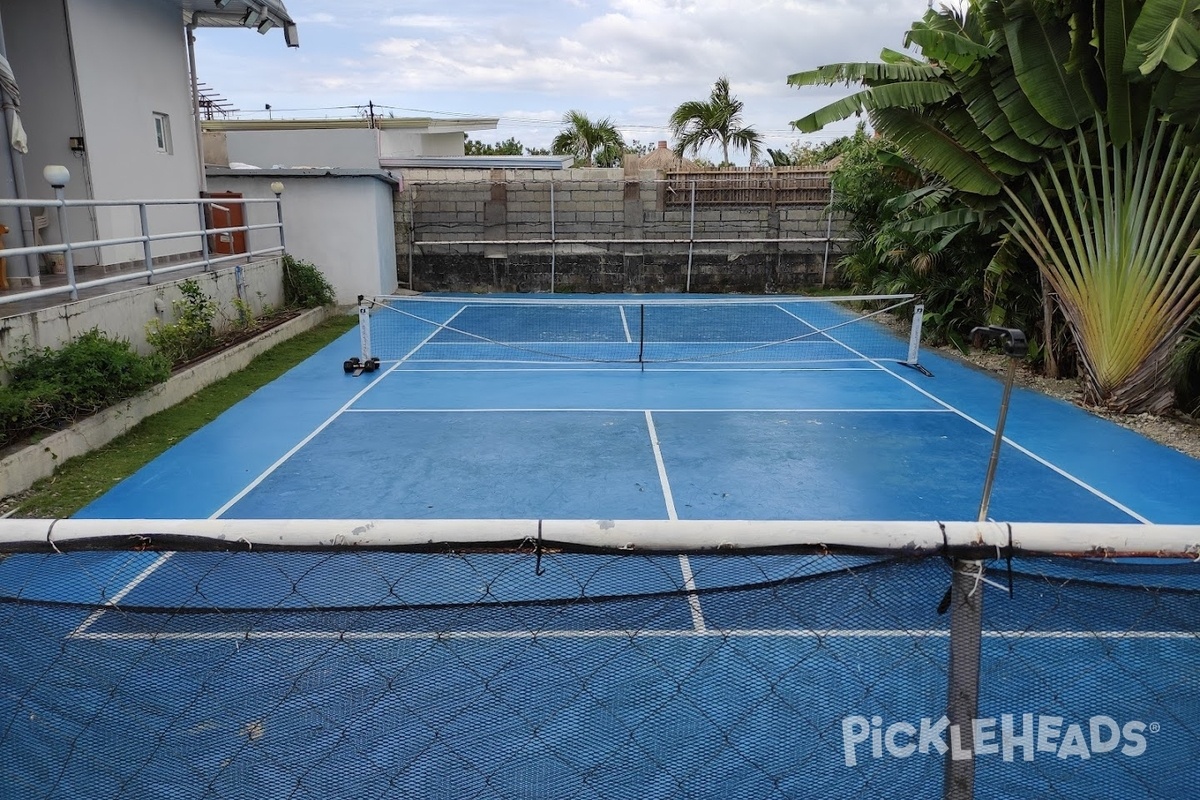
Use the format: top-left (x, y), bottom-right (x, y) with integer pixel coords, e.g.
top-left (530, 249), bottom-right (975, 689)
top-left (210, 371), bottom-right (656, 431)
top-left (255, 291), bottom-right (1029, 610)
top-left (619, 306), bottom-right (633, 343)
top-left (643, 409), bottom-right (707, 632)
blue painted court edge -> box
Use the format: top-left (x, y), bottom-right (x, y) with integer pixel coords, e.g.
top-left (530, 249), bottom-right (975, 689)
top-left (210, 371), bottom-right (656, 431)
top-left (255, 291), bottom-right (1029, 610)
top-left (80, 297), bottom-right (1200, 523)
top-left (5, 294), bottom-right (1200, 799)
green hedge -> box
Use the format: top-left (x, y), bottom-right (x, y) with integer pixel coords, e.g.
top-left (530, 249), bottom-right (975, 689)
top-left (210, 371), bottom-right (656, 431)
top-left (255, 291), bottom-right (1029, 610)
top-left (1, 330), bottom-right (169, 449)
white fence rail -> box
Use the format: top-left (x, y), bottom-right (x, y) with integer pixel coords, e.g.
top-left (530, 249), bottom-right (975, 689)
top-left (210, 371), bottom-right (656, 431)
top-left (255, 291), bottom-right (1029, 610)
top-left (0, 193), bottom-right (285, 307)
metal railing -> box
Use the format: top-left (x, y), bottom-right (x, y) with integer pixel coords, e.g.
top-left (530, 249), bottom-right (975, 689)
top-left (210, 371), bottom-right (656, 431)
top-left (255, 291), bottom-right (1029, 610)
top-left (0, 192), bottom-right (285, 307)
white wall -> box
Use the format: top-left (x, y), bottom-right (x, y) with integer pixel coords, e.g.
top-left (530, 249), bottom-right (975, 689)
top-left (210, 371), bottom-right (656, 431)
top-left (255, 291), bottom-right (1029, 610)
top-left (207, 172), bottom-right (398, 303)
top-left (66, 0), bottom-right (199, 263)
top-left (224, 128), bottom-right (380, 170)
top-left (377, 128), bottom-right (423, 160)
top-left (420, 132), bottom-right (467, 157)
top-left (3, 0), bottom-right (98, 263)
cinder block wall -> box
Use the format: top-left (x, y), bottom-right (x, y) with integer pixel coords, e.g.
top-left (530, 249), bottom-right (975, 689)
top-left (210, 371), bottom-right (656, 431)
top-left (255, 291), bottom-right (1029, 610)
top-left (395, 169), bottom-right (847, 294)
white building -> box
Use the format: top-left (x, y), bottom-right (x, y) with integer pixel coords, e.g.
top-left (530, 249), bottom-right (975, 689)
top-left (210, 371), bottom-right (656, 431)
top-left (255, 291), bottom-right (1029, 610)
top-left (0, 0), bottom-right (298, 286)
top-left (205, 116), bottom-right (502, 171)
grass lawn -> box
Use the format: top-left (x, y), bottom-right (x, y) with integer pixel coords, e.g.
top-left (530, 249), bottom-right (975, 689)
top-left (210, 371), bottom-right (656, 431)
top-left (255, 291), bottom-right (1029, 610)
top-left (5, 313), bottom-right (356, 519)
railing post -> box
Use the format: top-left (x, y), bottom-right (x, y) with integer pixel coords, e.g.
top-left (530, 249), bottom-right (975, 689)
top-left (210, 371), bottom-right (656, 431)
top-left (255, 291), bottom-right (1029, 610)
top-left (53, 186), bottom-right (77, 302)
top-left (197, 200), bottom-right (212, 271)
top-left (271, 181), bottom-right (285, 252)
top-left (139, 202), bottom-right (155, 284)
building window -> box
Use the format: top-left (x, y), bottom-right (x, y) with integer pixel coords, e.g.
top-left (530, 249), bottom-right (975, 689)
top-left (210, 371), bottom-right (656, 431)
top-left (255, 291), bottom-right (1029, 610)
top-left (153, 112), bottom-right (172, 154)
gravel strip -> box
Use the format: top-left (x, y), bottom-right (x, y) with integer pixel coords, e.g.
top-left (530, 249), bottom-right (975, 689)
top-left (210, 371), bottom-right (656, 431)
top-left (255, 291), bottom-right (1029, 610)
top-left (946, 348), bottom-right (1200, 461)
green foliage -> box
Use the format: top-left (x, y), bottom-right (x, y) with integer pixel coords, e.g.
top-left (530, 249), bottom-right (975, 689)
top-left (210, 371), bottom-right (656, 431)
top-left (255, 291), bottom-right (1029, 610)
top-left (464, 136), bottom-right (527, 156)
top-left (552, 110), bottom-right (626, 167)
top-left (282, 255), bottom-right (336, 309)
top-left (145, 279), bottom-right (218, 366)
top-left (771, 133), bottom-right (860, 167)
top-left (1173, 318), bottom-right (1200, 415)
top-left (12, 316), bottom-right (357, 518)
top-left (830, 131), bottom-right (1044, 353)
top-left (789, 0), bottom-right (1200, 411)
top-left (669, 76), bottom-right (763, 166)
top-left (0, 330), bottom-right (169, 448)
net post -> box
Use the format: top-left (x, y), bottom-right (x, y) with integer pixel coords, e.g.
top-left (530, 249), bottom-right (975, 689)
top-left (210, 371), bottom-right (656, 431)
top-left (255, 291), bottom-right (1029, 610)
top-left (358, 296), bottom-right (371, 362)
top-left (907, 303), bottom-right (924, 365)
top-left (639, 304), bottom-right (645, 370)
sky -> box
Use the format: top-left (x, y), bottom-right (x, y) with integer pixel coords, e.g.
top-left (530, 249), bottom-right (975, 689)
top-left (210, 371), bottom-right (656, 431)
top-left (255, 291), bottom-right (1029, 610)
top-left (194, 1), bottom-right (934, 164)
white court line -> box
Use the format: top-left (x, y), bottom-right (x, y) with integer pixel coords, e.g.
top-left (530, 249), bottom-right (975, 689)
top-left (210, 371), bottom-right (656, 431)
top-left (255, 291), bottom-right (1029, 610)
top-left (71, 627), bottom-right (1200, 642)
top-left (644, 410), bottom-right (678, 521)
top-left (344, 407), bottom-right (952, 414)
top-left (391, 364), bottom-right (879, 371)
top-left (642, 409), bottom-right (708, 632)
top-left (774, 306), bottom-right (1151, 524)
top-left (69, 553), bottom-right (175, 637)
top-left (209, 307), bottom-right (466, 519)
top-left (69, 308), bottom-right (467, 639)
top-left (619, 306), bottom-right (633, 343)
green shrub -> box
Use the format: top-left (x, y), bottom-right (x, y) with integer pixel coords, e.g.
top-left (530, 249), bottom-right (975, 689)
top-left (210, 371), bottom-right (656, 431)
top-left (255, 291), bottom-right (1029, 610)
top-left (145, 279), bottom-right (218, 365)
top-left (282, 254), bottom-right (335, 308)
top-left (1, 330), bottom-right (168, 448)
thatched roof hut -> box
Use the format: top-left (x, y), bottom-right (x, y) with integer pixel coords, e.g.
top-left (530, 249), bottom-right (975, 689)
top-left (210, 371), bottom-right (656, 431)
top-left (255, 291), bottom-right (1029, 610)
top-left (637, 141), bottom-right (699, 172)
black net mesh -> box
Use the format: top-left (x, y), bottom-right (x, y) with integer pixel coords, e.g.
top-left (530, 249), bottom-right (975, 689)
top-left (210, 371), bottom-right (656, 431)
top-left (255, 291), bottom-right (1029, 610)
top-left (1, 545), bottom-right (1197, 798)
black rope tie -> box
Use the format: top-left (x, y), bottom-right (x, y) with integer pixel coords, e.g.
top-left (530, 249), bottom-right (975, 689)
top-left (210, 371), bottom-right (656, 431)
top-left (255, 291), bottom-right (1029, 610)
top-left (1005, 522), bottom-right (1014, 598)
top-left (936, 521), bottom-right (953, 615)
top-left (534, 520), bottom-right (545, 576)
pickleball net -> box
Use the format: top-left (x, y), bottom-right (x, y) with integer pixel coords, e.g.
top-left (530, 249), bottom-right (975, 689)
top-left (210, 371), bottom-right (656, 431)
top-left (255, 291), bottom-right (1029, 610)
top-left (1, 518), bottom-right (1198, 799)
top-left (354, 293), bottom-right (926, 367)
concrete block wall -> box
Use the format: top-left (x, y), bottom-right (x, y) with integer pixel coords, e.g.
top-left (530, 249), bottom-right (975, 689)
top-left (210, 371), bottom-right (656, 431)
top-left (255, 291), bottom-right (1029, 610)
top-left (395, 168), bottom-right (848, 294)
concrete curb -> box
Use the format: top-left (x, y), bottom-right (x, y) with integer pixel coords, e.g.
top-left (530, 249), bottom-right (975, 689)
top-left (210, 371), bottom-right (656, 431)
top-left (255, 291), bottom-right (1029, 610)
top-left (0, 306), bottom-right (341, 500)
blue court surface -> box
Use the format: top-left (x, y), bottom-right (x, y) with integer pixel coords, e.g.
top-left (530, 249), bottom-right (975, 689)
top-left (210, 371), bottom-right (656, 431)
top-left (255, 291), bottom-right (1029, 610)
top-left (2, 294), bottom-right (1200, 799)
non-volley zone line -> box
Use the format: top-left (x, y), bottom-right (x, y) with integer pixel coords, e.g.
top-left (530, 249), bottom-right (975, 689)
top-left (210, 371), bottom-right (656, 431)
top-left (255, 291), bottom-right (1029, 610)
top-left (344, 408), bottom-right (955, 414)
top-left (71, 626), bottom-right (1200, 642)
top-left (388, 363), bottom-right (884, 371)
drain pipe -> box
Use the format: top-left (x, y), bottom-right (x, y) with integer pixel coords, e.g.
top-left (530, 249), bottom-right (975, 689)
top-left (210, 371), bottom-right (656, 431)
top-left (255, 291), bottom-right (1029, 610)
top-left (186, 15), bottom-right (207, 195)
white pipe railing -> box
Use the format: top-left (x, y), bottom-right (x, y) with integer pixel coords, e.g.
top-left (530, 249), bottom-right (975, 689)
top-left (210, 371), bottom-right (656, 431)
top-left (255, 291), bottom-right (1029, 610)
top-left (0, 194), bottom-right (285, 307)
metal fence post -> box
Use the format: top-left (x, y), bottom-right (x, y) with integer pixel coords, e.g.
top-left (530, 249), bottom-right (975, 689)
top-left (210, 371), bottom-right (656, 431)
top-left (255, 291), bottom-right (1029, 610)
top-left (686, 180), bottom-right (696, 293)
top-left (139, 202), bottom-right (155, 284)
top-left (550, 181), bottom-right (556, 293)
top-left (943, 326), bottom-right (1028, 800)
top-left (821, 178), bottom-right (834, 286)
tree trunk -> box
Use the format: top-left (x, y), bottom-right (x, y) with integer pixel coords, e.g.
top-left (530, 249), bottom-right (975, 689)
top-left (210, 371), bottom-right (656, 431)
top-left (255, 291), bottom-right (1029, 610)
top-left (1080, 333), bottom-right (1178, 414)
top-left (1041, 277), bottom-right (1058, 380)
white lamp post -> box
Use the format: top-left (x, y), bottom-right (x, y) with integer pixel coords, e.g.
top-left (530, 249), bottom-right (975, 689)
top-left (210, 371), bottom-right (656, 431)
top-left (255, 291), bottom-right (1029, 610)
top-left (43, 165), bottom-right (77, 300)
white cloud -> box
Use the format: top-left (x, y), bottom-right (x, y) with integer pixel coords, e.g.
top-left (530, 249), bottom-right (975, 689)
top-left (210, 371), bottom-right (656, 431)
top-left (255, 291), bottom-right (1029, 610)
top-left (196, 0), bottom-right (928, 159)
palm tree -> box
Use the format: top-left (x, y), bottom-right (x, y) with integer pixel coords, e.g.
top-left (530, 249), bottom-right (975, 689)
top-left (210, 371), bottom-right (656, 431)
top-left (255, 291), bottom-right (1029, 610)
top-left (668, 77), bottom-right (763, 166)
top-left (551, 110), bottom-right (626, 167)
